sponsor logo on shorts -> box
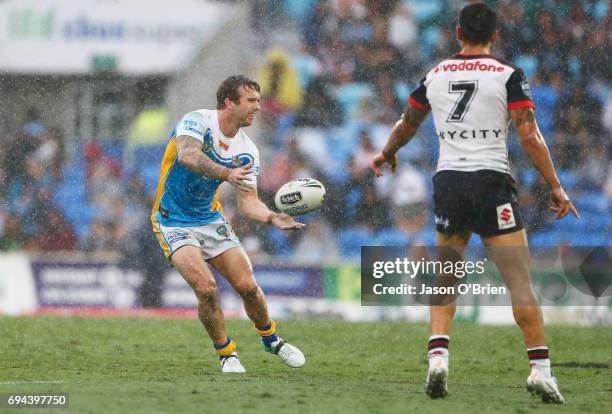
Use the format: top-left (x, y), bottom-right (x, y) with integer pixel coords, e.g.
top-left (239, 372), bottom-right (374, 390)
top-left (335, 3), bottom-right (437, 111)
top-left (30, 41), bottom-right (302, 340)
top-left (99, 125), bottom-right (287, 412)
top-left (167, 230), bottom-right (191, 244)
top-left (280, 191), bottom-right (303, 205)
top-left (216, 224), bottom-right (229, 238)
top-left (496, 203), bottom-right (516, 230)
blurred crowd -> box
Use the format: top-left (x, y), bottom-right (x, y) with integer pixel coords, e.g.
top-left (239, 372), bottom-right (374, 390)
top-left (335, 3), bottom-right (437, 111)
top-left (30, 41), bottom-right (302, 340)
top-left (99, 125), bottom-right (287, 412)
top-left (247, 0), bottom-right (611, 257)
top-left (0, 0), bottom-right (610, 262)
top-left (0, 108), bottom-right (154, 258)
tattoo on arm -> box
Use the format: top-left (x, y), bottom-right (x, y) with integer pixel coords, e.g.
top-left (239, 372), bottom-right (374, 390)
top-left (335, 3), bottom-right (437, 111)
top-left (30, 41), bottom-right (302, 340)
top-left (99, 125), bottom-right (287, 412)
top-left (176, 135), bottom-right (224, 180)
top-left (402, 104), bottom-right (429, 129)
top-left (382, 105), bottom-right (429, 159)
top-left (510, 108), bottom-right (536, 127)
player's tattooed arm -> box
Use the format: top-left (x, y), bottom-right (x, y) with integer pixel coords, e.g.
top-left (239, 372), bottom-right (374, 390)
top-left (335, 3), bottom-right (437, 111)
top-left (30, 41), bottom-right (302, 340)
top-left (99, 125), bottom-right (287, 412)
top-left (372, 104), bottom-right (429, 176)
top-left (176, 135), bottom-right (225, 179)
top-left (176, 135), bottom-right (254, 191)
top-left (510, 108), bottom-right (558, 187)
top-left (510, 107), bottom-right (578, 219)
top-left (511, 107), bottom-right (536, 127)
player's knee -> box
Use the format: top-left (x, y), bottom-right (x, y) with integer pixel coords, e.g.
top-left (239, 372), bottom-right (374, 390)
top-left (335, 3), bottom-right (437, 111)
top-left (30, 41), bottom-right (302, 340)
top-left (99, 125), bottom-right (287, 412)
top-left (513, 305), bottom-right (542, 327)
top-left (234, 279), bottom-right (259, 300)
top-left (193, 280), bottom-right (218, 302)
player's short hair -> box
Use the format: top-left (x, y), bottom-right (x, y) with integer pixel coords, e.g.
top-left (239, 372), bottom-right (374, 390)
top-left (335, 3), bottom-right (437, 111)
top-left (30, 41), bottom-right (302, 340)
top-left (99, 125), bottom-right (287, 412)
top-left (216, 75), bottom-right (260, 109)
top-left (459, 3), bottom-right (498, 45)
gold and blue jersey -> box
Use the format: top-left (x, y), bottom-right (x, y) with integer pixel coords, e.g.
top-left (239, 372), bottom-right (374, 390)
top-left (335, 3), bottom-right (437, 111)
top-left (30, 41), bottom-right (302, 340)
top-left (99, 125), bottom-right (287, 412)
top-left (151, 109), bottom-right (259, 228)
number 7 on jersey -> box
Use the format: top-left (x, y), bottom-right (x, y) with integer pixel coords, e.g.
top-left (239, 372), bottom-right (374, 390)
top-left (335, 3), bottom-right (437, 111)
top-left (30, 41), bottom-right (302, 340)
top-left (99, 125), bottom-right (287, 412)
top-left (447, 80), bottom-right (478, 123)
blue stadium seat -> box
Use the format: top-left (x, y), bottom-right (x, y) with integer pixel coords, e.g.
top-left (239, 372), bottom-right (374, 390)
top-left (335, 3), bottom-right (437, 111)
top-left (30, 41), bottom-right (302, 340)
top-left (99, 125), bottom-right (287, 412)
top-left (291, 54), bottom-right (320, 88)
top-left (372, 230), bottom-right (410, 246)
top-left (531, 84), bottom-right (559, 137)
top-left (74, 222), bottom-right (91, 242)
top-left (413, 228), bottom-right (437, 246)
top-left (142, 165), bottom-right (161, 195)
top-left (557, 170), bottom-right (577, 190)
top-left (406, 0), bottom-right (443, 22)
top-left (134, 145), bottom-right (165, 165)
top-left (273, 112), bottom-right (296, 145)
top-left (420, 27), bottom-right (441, 62)
top-left (100, 140), bottom-right (124, 164)
top-left (575, 192), bottom-right (609, 214)
top-left (339, 227), bottom-right (374, 257)
top-left (528, 231), bottom-right (557, 246)
top-left (267, 227), bottom-right (293, 256)
top-left (568, 55), bottom-right (581, 79)
top-left (570, 232), bottom-right (607, 246)
top-left (344, 188), bottom-right (363, 221)
top-left (514, 54), bottom-right (538, 80)
top-left (583, 213), bottom-right (609, 232)
top-left (561, 216), bottom-right (587, 232)
top-left (334, 83), bottom-right (374, 120)
top-left (283, 0), bottom-right (315, 20)
top-left (520, 169), bottom-right (538, 187)
top-left (323, 124), bottom-right (362, 183)
top-left (394, 82), bottom-right (410, 104)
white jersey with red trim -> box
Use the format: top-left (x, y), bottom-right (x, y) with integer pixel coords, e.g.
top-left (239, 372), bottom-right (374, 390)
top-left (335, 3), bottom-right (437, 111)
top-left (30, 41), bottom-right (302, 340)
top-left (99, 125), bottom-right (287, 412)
top-left (409, 53), bottom-right (535, 174)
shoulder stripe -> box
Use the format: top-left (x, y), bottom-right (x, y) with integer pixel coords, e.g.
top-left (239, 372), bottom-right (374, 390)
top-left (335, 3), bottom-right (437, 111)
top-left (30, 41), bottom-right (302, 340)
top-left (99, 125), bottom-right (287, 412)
top-left (508, 100), bottom-right (535, 110)
top-left (408, 96), bottom-right (428, 110)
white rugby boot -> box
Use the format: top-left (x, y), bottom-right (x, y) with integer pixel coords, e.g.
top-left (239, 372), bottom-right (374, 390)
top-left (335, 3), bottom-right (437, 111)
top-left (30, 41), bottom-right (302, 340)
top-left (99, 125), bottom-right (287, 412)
top-left (526, 369), bottom-right (565, 404)
top-left (425, 356), bottom-right (449, 398)
top-left (264, 339), bottom-right (305, 368)
top-left (220, 352), bottom-right (246, 373)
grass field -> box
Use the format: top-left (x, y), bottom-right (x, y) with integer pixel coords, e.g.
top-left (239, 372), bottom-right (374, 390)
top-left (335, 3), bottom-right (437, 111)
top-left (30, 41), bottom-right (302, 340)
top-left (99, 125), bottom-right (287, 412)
top-left (0, 316), bottom-right (610, 413)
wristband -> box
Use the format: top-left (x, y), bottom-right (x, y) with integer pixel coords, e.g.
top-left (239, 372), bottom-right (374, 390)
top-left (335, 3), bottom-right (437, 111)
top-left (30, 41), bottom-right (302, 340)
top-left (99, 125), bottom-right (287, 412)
top-left (220, 167), bottom-right (230, 181)
top-left (266, 212), bottom-right (279, 224)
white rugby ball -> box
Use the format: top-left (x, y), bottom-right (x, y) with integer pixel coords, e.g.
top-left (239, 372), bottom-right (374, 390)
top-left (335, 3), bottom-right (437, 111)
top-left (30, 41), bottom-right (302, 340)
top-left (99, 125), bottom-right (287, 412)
top-left (274, 178), bottom-right (326, 216)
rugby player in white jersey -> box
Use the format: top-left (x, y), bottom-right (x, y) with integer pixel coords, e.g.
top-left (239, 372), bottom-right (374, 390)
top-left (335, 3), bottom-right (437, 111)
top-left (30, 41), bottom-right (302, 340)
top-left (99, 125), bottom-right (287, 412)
top-left (372, 3), bottom-right (577, 403)
top-left (151, 76), bottom-right (305, 373)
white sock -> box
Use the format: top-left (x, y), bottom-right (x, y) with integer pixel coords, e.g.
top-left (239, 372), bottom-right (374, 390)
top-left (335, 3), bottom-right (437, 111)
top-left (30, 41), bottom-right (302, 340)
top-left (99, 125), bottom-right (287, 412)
top-left (527, 346), bottom-right (552, 379)
top-left (428, 335), bottom-right (449, 365)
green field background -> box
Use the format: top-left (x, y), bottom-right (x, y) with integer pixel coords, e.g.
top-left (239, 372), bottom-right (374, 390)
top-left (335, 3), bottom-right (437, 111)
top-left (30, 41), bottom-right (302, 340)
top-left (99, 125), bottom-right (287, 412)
top-left (0, 317), bottom-right (610, 413)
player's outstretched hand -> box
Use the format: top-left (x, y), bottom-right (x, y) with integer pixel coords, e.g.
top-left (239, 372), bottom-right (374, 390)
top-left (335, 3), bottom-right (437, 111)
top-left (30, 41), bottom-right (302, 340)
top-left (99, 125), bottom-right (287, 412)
top-left (550, 186), bottom-right (579, 220)
top-left (226, 162), bottom-right (255, 192)
top-left (371, 152), bottom-right (398, 177)
top-left (270, 213), bottom-right (306, 231)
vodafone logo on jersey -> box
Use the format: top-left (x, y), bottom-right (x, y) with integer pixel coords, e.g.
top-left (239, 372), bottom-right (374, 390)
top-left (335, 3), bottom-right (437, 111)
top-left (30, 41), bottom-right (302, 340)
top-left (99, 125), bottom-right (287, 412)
top-left (496, 203), bottom-right (516, 230)
top-left (434, 61), bottom-right (505, 73)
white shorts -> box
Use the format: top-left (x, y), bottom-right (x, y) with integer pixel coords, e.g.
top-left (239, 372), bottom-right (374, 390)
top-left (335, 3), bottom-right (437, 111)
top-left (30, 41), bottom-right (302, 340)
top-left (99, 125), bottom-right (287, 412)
top-left (153, 216), bottom-right (241, 260)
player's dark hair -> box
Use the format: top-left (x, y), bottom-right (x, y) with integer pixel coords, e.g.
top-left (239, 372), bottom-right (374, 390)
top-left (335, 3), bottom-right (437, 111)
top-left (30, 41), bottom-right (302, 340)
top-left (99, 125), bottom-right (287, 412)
top-left (216, 75), bottom-right (260, 109)
top-left (459, 3), bottom-right (498, 45)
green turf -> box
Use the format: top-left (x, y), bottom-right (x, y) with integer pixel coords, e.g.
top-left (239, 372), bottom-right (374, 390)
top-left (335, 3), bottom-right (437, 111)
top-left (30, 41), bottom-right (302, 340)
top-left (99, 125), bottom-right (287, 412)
top-left (0, 316), bottom-right (610, 413)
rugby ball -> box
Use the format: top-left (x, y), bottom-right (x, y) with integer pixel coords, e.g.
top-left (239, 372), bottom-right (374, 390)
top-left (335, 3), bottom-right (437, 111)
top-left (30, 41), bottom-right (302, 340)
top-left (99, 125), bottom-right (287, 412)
top-left (274, 178), bottom-right (326, 216)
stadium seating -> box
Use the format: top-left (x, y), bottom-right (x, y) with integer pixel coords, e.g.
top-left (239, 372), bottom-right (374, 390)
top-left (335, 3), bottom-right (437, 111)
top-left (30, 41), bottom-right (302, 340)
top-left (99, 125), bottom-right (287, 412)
top-left (339, 227), bottom-right (374, 257)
